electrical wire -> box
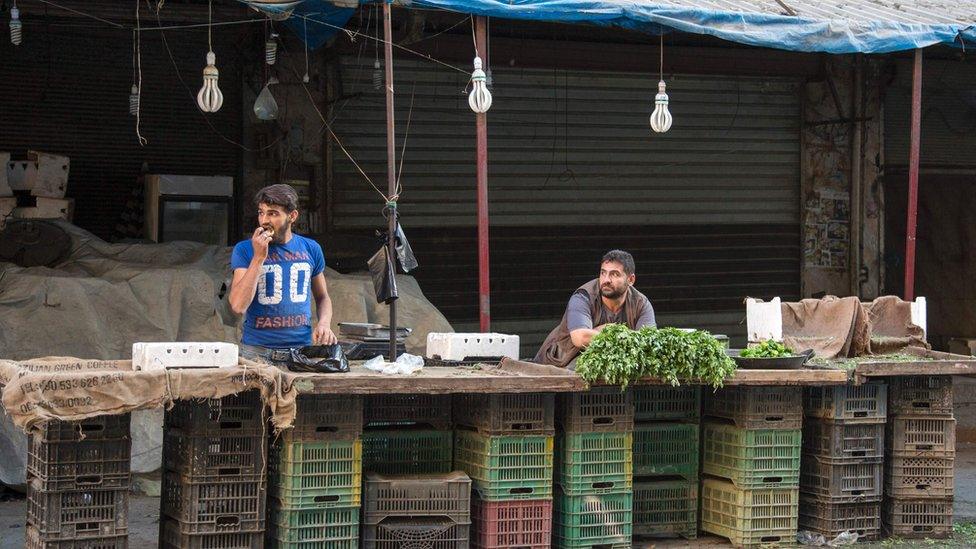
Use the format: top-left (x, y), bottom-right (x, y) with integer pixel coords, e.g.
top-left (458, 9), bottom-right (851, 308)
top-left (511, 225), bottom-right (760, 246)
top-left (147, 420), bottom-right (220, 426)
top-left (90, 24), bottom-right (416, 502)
top-left (135, 0), bottom-right (147, 145)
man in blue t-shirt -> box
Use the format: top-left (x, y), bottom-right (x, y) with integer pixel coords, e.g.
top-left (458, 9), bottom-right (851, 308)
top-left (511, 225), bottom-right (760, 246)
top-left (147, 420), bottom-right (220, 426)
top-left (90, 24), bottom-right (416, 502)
top-left (229, 184), bottom-right (335, 364)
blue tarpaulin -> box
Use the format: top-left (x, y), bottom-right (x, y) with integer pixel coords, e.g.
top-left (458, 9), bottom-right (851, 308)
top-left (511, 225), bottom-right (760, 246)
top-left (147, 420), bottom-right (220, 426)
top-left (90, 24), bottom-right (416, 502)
top-left (247, 0), bottom-right (976, 54)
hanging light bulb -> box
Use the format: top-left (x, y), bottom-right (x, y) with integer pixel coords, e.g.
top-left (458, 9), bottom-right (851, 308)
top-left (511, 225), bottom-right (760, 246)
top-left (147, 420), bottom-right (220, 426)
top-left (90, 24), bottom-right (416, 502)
top-left (265, 31), bottom-right (278, 65)
top-left (129, 84), bottom-right (140, 116)
top-left (372, 59), bottom-right (383, 91)
top-left (10, 5), bottom-right (22, 46)
top-left (468, 56), bottom-right (492, 114)
top-left (197, 51), bottom-right (224, 113)
top-left (650, 80), bottom-right (672, 133)
top-left (254, 77), bottom-right (279, 120)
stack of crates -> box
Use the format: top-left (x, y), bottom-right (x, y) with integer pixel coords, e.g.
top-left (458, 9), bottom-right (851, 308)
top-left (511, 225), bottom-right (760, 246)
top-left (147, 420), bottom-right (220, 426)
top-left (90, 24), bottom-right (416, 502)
top-left (883, 376), bottom-right (955, 539)
top-left (268, 394), bottom-right (364, 548)
top-left (453, 393), bottom-right (555, 548)
top-left (553, 388), bottom-right (634, 548)
top-left (26, 414), bottom-right (131, 549)
top-left (800, 384), bottom-right (887, 542)
top-left (160, 391), bottom-right (266, 549)
top-left (631, 386), bottom-right (701, 542)
top-left (362, 394), bottom-right (453, 475)
top-left (701, 387), bottom-right (802, 547)
top-left (362, 471), bottom-right (472, 547)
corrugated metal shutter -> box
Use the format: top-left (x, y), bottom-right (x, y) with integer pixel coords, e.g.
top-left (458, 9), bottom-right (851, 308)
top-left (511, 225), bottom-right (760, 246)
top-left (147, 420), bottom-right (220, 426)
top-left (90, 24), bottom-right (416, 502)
top-left (0, 24), bottom-right (243, 239)
top-left (885, 59), bottom-right (976, 168)
top-left (330, 56), bottom-right (801, 349)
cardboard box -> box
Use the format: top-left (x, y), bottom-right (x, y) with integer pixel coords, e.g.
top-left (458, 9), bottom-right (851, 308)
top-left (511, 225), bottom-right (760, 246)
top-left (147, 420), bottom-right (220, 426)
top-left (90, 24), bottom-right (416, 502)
top-left (5, 150), bottom-right (69, 198)
top-left (0, 152), bottom-right (11, 197)
top-left (13, 197), bottom-right (74, 221)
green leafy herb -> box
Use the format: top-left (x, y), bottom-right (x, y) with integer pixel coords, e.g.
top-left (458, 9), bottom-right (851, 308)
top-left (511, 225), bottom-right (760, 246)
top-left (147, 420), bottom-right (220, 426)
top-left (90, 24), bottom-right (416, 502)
top-left (575, 325), bottom-right (737, 388)
top-left (739, 340), bottom-right (795, 358)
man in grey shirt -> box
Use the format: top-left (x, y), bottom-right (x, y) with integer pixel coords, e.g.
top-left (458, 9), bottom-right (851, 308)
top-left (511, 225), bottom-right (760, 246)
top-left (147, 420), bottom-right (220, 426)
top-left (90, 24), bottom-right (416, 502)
top-left (534, 250), bottom-right (656, 368)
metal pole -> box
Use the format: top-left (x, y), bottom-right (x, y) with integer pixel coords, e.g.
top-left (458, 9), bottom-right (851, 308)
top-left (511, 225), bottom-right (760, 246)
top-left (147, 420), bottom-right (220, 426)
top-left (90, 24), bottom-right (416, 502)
top-left (475, 16), bottom-right (491, 331)
top-left (383, 1), bottom-right (398, 359)
top-left (904, 48), bottom-right (922, 301)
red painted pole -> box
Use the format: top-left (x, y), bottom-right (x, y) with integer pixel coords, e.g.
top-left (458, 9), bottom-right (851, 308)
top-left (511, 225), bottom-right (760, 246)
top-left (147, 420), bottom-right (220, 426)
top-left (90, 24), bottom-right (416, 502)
top-left (383, 2), bottom-right (399, 359)
top-left (904, 48), bottom-right (922, 301)
top-left (475, 16), bottom-right (491, 331)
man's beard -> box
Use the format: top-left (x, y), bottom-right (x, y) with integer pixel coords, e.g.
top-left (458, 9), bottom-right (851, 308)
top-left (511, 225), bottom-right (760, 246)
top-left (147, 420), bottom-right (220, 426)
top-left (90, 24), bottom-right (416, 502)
top-left (264, 220), bottom-right (291, 244)
top-left (601, 284), bottom-right (626, 299)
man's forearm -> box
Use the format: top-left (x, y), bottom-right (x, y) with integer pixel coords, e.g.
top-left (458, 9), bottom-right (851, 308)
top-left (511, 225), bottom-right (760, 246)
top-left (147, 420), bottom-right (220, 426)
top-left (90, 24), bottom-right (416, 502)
top-left (316, 294), bottom-right (333, 326)
top-left (229, 259), bottom-right (264, 314)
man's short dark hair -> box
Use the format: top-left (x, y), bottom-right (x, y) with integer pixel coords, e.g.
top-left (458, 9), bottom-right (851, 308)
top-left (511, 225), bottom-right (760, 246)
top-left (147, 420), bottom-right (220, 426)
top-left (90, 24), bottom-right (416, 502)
top-left (602, 249), bottom-right (635, 275)
top-left (254, 184), bottom-right (299, 212)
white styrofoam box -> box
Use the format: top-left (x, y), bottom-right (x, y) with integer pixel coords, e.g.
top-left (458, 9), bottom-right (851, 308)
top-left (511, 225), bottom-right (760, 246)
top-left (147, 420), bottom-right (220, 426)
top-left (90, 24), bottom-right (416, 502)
top-left (746, 297), bottom-right (782, 342)
top-left (0, 197), bottom-right (15, 231)
top-left (7, 159), bottom-right (35, 191)
top-left (132, 342), bottom-right (239, 371)
top-left (0, 153), bottom-right (11, 196)
top-left (426, 332), bottom-right (520, 361)
top-left (911, 296), bottom-right (927, 339)
top-left (5, 151), bottom-right (69, 198)
top-left (14, 197), bottom-right (74, 221)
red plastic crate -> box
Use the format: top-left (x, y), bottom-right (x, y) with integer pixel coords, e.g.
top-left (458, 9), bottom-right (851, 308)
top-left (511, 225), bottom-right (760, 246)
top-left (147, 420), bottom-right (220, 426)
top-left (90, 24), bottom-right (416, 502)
top-left (471, 497), bottom-right (552, 548)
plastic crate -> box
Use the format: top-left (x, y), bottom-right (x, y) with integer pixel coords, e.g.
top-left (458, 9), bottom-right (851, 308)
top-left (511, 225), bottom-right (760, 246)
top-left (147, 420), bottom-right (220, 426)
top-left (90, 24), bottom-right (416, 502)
top-left (700, 479), bottom-right (798, 548)
top-left (26, 526), bottom-right (128, 549)
top-left (798, 497), bottom-right (880, 541)
top-left (27, 479), bottom-right (128, 541)
top-left (632, 423), bottom-right (699, 480)
top-left (704, 386), bottom-right (802, 429)
top-left (164, 429), bottom-right (266, 479)
top-left (701, 422), bottom-right (801, 489)
top-left (799, 455), bottom-right (883, 502)
top-left (269, 504), bottom-right (359, 548)
top-left (166, 391), bottom-right (265, 434)
top-left (553, 491), bottom-right (633, 548)
top-left (361, 429), bottom-right (453, 475)
top-left (454, 430), bottom-right (553, 500)
top-left (557, 388), bottom-right (634, 433)
top-left (363, 471), bottom-right (471, 524)
top-left (886, 415), bottom-right (956, 455)
top-left (471, 497), bottom-right (553, 548)
top-left (160, 471), bottom-right (266, 535)
top-left (885, 455), bottom-right (954, 498)
top-left (556, 431), bottom-right (632, 495)
top-left (882, 498), bottom-right (953, 539)
top-left (803, 384), bottom-right (887, 423)
top-left (802, 419), bottom-right (884, 460)
top-left (27, 436), bottom-right (131, 492)
top-left (454, 393), bottom-right (555, 435)
top-left (365, 394), bottom-right (452, 429)
top-left (889, 376), bottom-right (953, 415)
top-left (283, 394), bottom-right (363, 442)
top-left (362, 518), bottom-right (470, 549)
top-left (633, 479), bottom-right (697, 539)
top-left (270, 439), bottom-right (361, 509)
top-left (160, 519), bottom-right (263, 549)
top-left (34, 414), bottom-right (130, 443)
top-left (632, 386), bottom-right (701, 422)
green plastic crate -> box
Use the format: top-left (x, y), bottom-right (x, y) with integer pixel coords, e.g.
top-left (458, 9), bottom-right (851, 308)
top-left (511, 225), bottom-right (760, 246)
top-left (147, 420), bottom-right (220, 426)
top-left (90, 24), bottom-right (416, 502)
top-left (361, 429), bottom-right (453, 475)
top-left (701, 422), bottom-right (801, 489)
top-left (632, 386), bottom-right (701, 422)
top-left (270, 439), bottom-right (362, 509)
top-left (269, 504), bottom-right (359, 548)
top-left (700, 478), bottom-right (798, 548)
top-left (553, 491), bottom-right (633, 548)
top-left (633, 479), bottom-right (698, 539)
top-left (633, 423), bottom-right (699, 480)
top-left (454, 430), bottom-right (553, 500)
top-left (556, 431), bottom-right (632, 495)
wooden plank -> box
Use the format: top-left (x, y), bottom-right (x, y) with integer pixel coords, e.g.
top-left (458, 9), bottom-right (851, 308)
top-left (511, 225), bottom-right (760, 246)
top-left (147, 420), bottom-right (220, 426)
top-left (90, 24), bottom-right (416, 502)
top-left (627, 368), bottom-right (849, 387)
top-left (851, 350), bottom-right (976, 382)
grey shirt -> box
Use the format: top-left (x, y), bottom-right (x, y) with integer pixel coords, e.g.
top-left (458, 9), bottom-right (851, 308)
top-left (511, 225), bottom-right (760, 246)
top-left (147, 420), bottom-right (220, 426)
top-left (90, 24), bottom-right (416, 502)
top-left (565, 290), bottom-right (657, 332)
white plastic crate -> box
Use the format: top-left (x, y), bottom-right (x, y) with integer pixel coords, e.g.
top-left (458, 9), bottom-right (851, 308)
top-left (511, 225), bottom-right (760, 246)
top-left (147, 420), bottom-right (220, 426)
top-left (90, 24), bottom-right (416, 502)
top-left (425, 333), bottom-right (519, 361)
top-left (132, 342), bottom-right (239, 371)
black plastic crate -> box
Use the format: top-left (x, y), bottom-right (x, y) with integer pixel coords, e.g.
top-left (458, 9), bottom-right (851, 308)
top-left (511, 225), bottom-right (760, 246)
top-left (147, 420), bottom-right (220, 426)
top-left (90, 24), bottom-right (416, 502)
top-left (886, 415), bottom-right (956, 456)
top-left (27, 478), bottom-right (128, 541)
top-left (885, 455), bottom-right (954, 499)
top-left (160, 470), bottom-right (266, 535)
top-left (799, 455), bottom-right (882, 503)
top-left (27, 436), bottom-right (131, 492)
top-left (632, 386), bottom-right (701, 422)
top-left (558, 388), bottom-right (634, 433)
top-left (160, 519), bottom-right (263, 549)
top-left (453, 393), bottom-right (555, 435)
top-left (284, 394), bottom-right (363, 441)
top-left (802, 418), bottom-right (884, 460)
top-left (804, 384), bottom-right (887, 423)
top-left (26, 525), bottom-right (128, 549)
top-left (163, 429), bottom-right (266, 479)
top-left (704, 386), bottom-right (802, 429)
top-left (882, 498), bottom-right (953, 539)
top-left (889, 376), bottom-right (953, 416)
top-left (363, 471), bottom-right (472, 524)
top-left (34, 415), bottom-right (130, 443)
top-left (365, 394), bottom-right (452, 429)
top-left (798, 497), bottom-right (880, 541)
top-left (166, 391), bottom-right (264, 435)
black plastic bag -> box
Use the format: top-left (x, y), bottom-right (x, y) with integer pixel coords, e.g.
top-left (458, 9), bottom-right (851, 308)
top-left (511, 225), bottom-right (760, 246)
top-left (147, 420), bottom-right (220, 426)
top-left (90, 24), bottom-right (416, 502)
top-left (367, 246), bottom-right (398, 304)
top-left (286, 344), bottom-right (350, 373)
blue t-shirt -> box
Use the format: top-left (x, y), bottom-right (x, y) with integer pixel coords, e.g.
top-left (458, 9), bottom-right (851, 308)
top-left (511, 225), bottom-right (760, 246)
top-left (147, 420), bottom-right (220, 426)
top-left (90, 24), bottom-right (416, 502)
top-left (231, 234), bottom-right (326, 349)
